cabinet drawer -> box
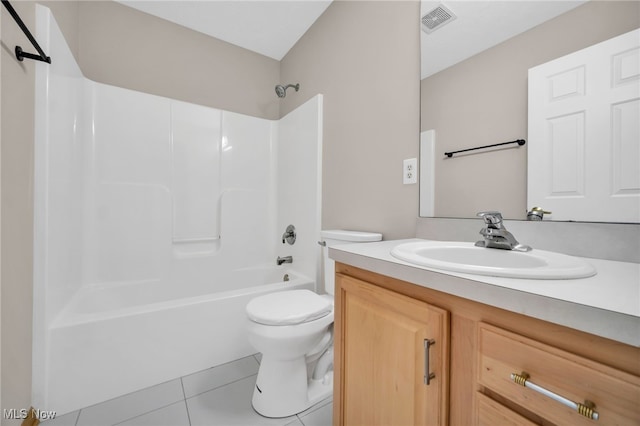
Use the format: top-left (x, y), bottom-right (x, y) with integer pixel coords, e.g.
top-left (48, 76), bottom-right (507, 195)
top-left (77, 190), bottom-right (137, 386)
top-left (476, 392), bottom-right (537, 426)
top-left (478, 323), bottom-right (640, 425)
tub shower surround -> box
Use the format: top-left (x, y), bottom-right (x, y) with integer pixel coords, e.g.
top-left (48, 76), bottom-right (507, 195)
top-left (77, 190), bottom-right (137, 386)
top-left (32, 6), bottom-right (322, 415)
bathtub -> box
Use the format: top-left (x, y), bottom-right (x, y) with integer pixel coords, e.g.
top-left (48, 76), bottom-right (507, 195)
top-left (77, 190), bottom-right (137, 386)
top-left (46, 267), bottom-right (314, 415)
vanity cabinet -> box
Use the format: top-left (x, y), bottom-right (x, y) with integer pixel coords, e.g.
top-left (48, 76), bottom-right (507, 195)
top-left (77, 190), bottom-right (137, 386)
top-left (333, 263), bottom-right (640, 426)
top-left (334, 273), bottom-right (450, 426)
top-left (478, 323), bottom-right (640, 425)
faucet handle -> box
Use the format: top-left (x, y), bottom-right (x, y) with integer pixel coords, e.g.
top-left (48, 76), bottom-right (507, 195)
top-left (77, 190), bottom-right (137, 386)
top-left (282, 224), bottom-right (296, 245)
top-left (527, 207), bottom-right (552, 221)
top-left (477, 211), bottom-right (504, 225)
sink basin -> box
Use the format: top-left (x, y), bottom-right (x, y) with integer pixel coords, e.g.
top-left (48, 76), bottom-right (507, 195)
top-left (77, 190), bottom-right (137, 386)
top-left (390, 241), bottom-right (596, 279)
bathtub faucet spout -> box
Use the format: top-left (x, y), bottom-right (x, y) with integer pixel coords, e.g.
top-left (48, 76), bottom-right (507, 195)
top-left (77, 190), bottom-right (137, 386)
top-left (277, 256), bottom-right (293, 265)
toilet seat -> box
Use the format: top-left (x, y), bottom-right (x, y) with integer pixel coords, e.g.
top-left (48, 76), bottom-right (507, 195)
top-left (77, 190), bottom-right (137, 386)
top-left (246, 290), bottom-right (332, 326)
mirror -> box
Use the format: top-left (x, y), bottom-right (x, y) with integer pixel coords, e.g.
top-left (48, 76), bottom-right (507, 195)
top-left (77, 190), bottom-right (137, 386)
top-left (419, 0), bottom-right (639, 221)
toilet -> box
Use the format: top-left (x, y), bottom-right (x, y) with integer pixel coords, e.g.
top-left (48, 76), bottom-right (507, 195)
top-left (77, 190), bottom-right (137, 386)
top-left (246, 229), bottom-right (382, 418)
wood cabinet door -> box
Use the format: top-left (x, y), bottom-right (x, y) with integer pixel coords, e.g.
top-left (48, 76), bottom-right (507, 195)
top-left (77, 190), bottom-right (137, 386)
top-left (335, 274), bottom-right (450, 426)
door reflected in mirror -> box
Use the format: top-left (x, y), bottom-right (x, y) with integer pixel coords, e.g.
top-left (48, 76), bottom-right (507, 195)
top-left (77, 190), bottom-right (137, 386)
top-left (419, 0), bottom-right (640, 222)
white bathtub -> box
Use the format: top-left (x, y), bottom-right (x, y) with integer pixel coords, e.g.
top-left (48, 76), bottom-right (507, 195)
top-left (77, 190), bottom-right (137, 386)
top-left (46, 268), bottom-right (314, 415)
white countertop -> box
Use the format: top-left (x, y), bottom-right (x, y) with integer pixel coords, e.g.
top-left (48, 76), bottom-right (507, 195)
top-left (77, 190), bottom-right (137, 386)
top-left (330, 239), bottom-right (640, 347)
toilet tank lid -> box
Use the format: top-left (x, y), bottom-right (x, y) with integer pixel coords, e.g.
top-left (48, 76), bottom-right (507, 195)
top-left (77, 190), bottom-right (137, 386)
top-left (320, 229), bottom-right (382, 242)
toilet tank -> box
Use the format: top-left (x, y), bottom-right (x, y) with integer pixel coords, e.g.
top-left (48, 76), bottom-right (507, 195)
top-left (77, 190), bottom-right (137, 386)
top-left (320, 230), bottom-right (382, 295)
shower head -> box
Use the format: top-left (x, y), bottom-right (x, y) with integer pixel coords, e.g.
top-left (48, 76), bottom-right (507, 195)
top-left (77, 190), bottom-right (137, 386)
top-left (275, 83), bottom-right (300, 98)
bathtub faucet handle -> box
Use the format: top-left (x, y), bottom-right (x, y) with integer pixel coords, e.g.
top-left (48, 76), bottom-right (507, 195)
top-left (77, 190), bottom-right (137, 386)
top-left (282, 225), bottom-right (296, 245)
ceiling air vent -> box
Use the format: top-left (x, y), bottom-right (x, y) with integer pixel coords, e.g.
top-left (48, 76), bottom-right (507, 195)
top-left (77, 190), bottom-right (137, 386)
top-left (421, 3), bottom-right (457, 34)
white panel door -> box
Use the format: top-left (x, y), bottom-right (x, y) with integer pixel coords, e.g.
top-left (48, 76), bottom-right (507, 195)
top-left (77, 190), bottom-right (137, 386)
top-left (528, 29), bottom-right (640, 222)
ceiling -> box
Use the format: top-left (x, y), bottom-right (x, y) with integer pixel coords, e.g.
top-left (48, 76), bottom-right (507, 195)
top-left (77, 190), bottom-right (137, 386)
top-left (116, 1), bottom-right (587, 75)
top-left (420, 0), bottom-right (587, 78)
top-left (116, 0), bottom-right (333, 60)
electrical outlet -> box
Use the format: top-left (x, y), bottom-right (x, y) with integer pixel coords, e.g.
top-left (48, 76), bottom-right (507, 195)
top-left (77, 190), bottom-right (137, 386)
top-left (403, 158), bottom-right (417, 184)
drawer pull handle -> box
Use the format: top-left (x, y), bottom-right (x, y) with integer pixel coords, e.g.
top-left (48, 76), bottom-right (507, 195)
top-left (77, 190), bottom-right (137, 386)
top-left (510, 372), bottom-right (599, 420)
top-left (423, 339), bottom-right (436, 385)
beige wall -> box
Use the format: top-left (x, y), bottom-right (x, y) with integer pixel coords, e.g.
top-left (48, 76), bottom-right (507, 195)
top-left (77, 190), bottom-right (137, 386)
top-left (421, 1), bottom-right (640, 219)
top-left (2, 2), bottom-right (37, 422)
top-left (2, 2), bottom-right (80, 421)
top-left (77, 1), bottom-right (280, 119)
top-left (0, 7), bottom-right (3, 412)
top-left (281, 0), bottom-right (421, 240)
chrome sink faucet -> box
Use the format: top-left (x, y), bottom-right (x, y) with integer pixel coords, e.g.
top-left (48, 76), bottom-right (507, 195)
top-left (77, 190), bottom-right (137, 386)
top-left (474, 211), bottom-right (531, 252)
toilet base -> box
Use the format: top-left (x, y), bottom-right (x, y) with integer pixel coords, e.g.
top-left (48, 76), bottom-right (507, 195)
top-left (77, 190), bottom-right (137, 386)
top-left (251, 355), bottom-right (333, 418)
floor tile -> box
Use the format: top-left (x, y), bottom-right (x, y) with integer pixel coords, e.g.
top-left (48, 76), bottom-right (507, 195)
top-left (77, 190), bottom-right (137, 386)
top-left (298, 402), bottom-right (332, 426)
top-left (53, 354), bottom-right (335, 426)
top-left (181, 355), bottom-right (259, 398)
top-left (114, 401), bottom-right (190, 426)
top-left (297, 395), bottom-right (332, 418)
top-left (187, 375), bottom-right (297, 426)
top-left (42, 410), bottom-right (80, 425)
top-left (76, 379), bottom-right (184, 426)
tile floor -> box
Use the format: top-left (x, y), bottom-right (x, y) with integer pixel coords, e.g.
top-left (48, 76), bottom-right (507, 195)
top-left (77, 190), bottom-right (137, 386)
top-left (44, 354), bottom-right (332, 426)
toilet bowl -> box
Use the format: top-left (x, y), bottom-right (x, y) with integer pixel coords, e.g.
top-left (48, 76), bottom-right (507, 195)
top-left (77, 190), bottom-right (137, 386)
top-left (246, 230), bottom-right (382, 418)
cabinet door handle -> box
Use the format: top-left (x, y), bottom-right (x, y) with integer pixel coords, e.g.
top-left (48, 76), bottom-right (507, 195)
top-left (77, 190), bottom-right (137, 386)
top-left (423, 339), bottom-right (436, 385)
top-left (511, 372), bottom-right (599, 420)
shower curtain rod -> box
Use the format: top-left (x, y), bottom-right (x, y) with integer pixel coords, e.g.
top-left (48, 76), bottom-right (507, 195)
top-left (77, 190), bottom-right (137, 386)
top-left (1, 0), bottom-right (51, 64)
top-left (444, 139), bottom-right (525, 158)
